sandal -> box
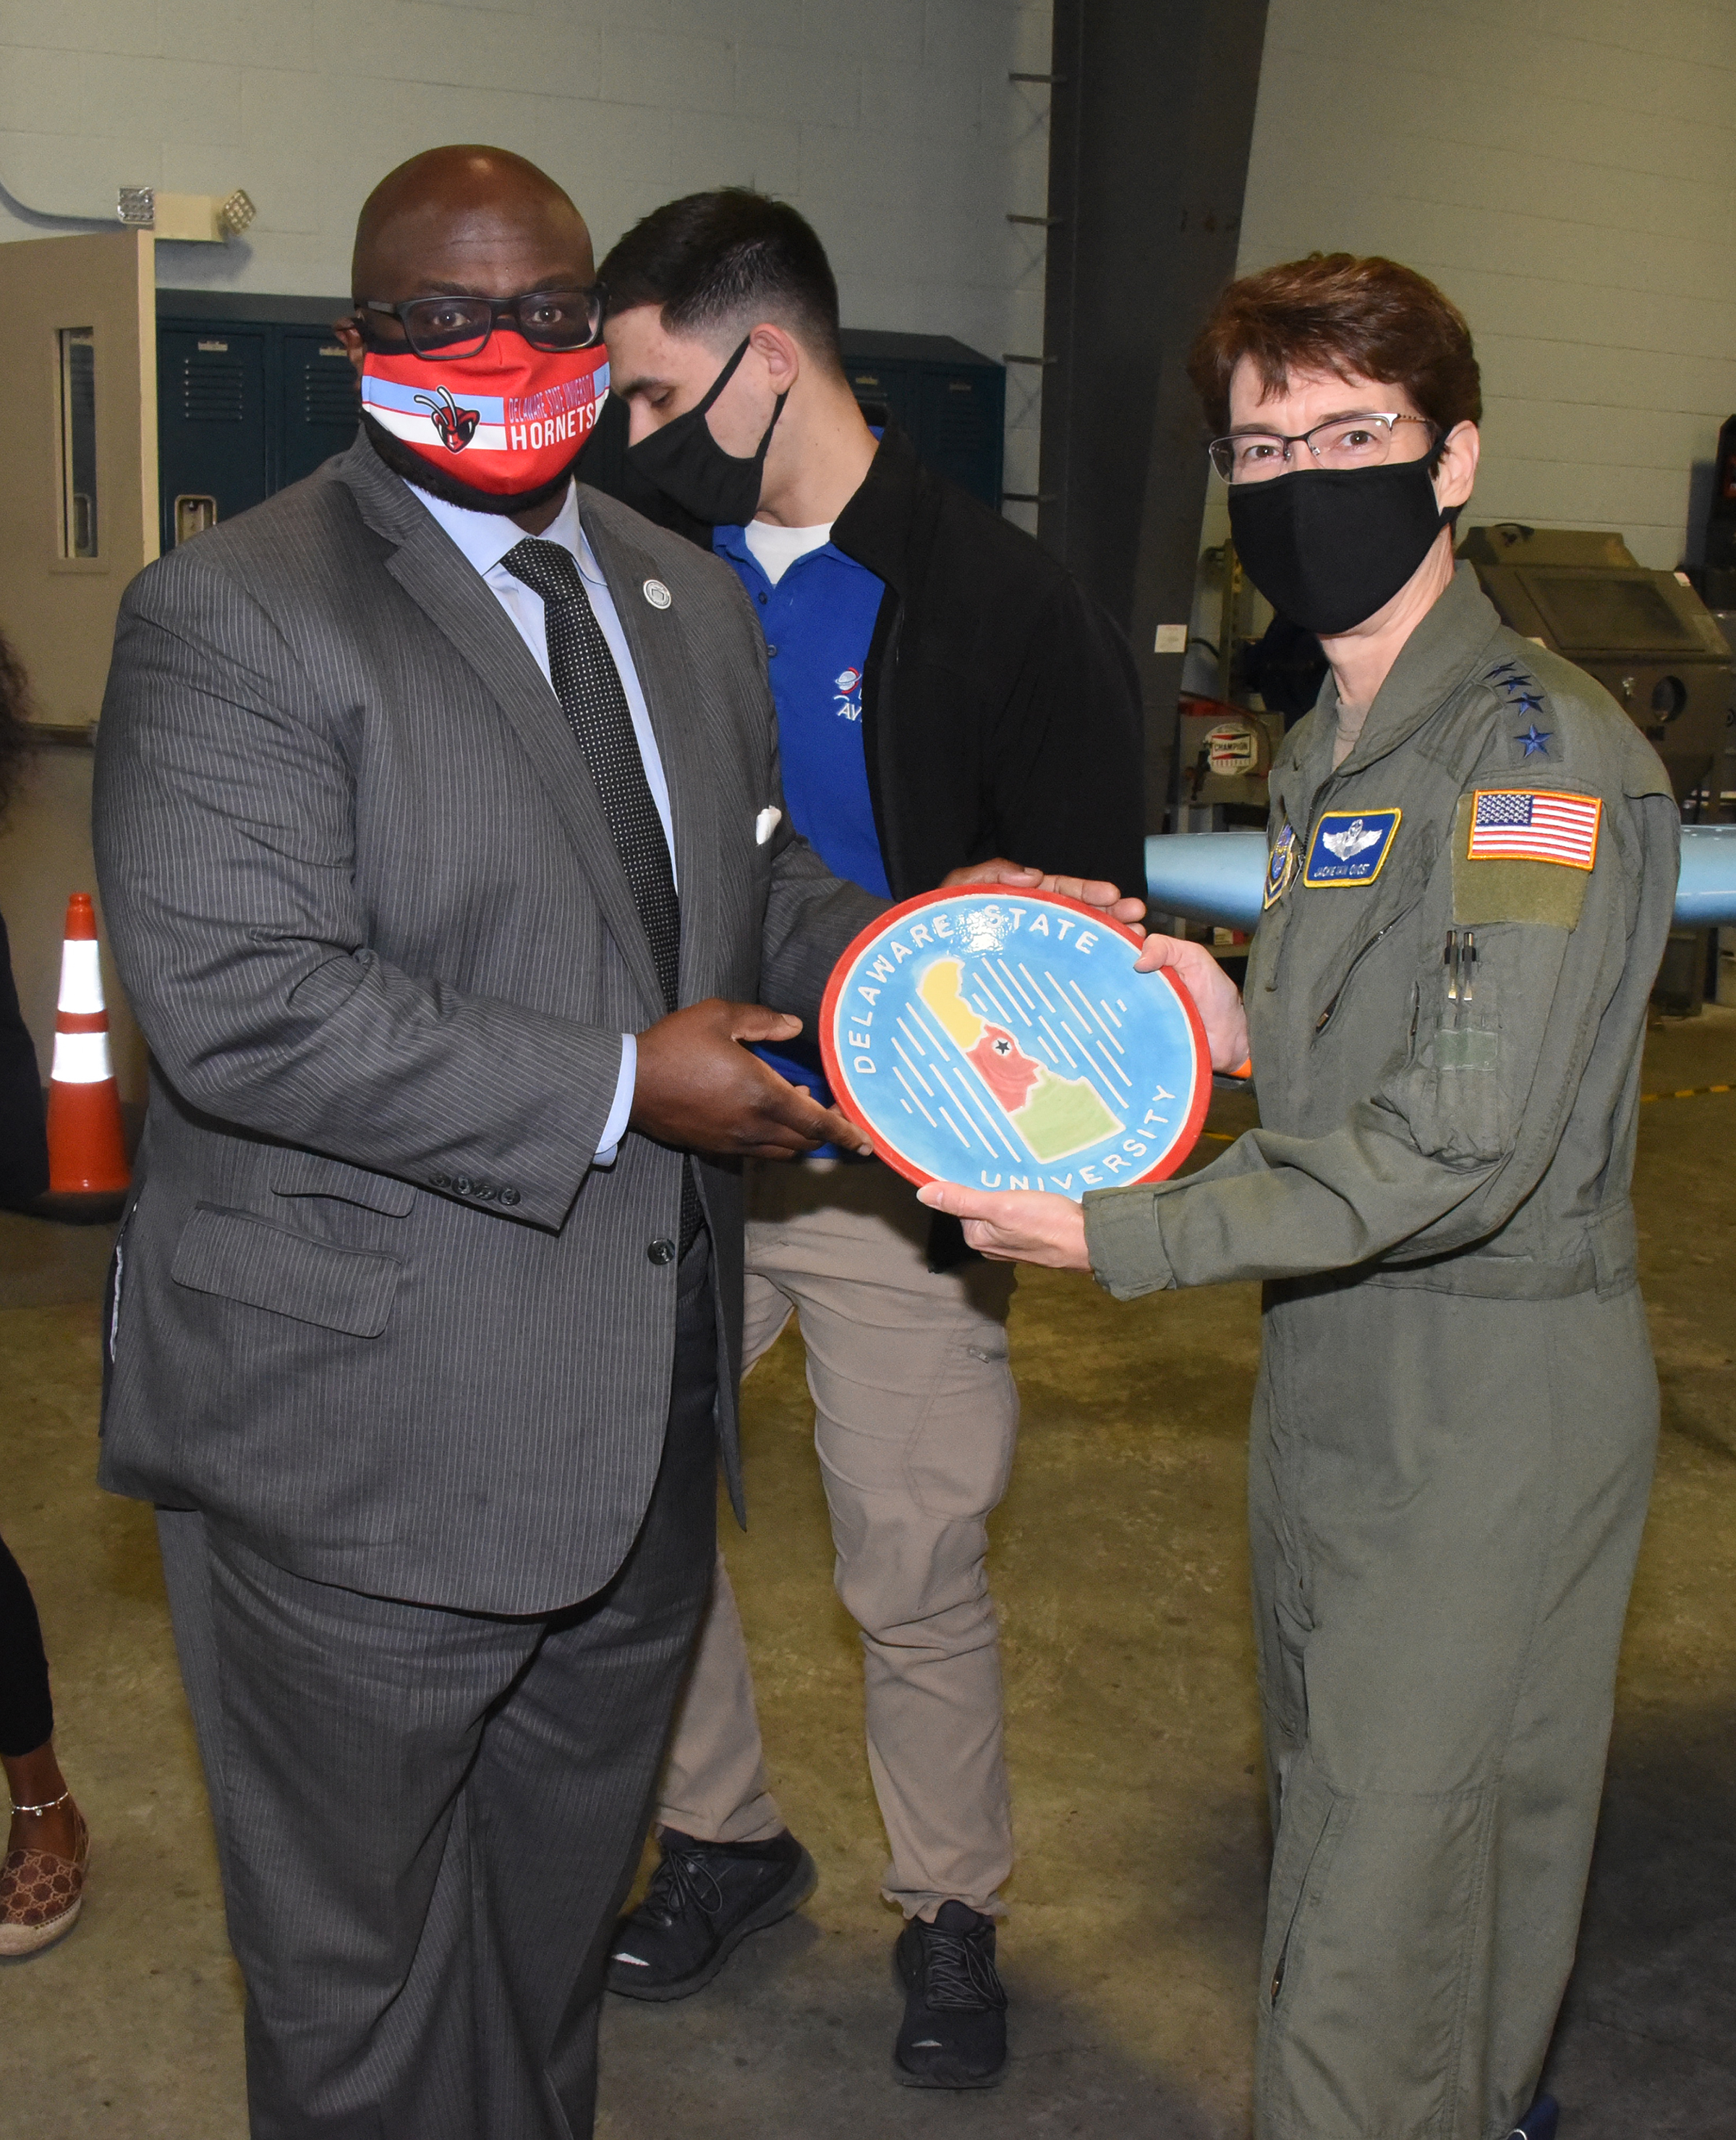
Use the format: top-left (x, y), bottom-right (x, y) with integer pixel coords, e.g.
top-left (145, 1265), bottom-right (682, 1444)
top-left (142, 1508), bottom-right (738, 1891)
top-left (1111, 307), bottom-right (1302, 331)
top-left (0, 1802), bottom-right (88, 1957)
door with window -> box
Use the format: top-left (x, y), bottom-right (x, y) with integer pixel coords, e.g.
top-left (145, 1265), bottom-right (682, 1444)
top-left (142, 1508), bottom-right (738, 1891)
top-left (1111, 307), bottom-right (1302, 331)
top-left (0, 227), bottom-right (156, 1100)
top-left (0, 229), bottom-right (157, 725)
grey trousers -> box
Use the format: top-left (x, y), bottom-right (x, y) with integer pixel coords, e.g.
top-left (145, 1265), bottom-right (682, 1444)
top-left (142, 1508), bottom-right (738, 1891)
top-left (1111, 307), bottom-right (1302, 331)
top-left (1251, 1276), bottom-right (1658, 2140)
top-left (157, 1244), bottom-right (718, 2140)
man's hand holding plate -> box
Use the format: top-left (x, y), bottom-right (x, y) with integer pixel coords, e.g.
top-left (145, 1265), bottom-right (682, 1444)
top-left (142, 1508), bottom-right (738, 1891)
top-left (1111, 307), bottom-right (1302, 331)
top-left (633, 1000), bottom-right (875, 1160)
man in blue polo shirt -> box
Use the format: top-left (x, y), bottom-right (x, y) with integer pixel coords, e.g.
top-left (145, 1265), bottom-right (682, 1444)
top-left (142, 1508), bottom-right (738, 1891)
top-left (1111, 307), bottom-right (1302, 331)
top-left (715, 489), bottom-right (889, 1127)
top-left (594, 190), bottom-right (1144, 2089)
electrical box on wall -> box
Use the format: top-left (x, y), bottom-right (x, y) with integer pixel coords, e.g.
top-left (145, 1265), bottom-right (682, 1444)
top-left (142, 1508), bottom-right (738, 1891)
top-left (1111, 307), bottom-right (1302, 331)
top-left (838, 331), bottom-right (1005, 510)
top-left (156, 291), bottom-right (358, 552)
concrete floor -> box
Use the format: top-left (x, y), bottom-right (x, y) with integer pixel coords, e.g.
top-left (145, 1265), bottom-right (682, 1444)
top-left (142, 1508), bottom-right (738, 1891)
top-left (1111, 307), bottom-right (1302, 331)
top-left (3, 1013), bottom-right (1733, 2138)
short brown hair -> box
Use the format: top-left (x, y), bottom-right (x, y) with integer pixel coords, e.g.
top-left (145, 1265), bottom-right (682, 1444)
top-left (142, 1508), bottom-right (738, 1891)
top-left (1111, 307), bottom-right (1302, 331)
top-left (1188, 252), bottom-right (1481, 438)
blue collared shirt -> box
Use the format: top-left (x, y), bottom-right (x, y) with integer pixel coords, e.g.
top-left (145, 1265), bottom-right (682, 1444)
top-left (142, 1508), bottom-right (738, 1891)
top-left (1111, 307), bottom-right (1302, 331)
top-left (711, 523), bottom-right (889, 903)
top-left (713, 515), bottom-right (888, 1139)
top-left (405, 477), bottom-right (663, 1159)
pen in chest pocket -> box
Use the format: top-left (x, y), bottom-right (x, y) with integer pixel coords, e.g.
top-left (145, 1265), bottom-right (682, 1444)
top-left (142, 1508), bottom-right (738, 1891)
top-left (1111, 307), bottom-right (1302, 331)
top-left (1444, 929), bottom-right (1478, 1002)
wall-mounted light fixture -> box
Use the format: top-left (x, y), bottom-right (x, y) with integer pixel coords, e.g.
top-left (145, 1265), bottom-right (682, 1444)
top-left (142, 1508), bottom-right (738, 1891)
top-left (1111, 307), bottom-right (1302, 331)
top-left (116, 187), bottom-right (255, 242)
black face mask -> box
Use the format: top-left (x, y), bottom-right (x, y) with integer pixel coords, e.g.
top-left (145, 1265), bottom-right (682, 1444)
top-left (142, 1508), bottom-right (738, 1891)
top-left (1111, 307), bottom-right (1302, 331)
top-left (626, 336), bottom-right (788, 527)
top-left (1227, 457), bottom-right (1453, 637)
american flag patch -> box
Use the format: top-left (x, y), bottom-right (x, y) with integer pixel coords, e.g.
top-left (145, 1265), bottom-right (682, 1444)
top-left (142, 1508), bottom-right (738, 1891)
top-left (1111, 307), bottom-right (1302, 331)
top-left (1467, 788), bottom-right (1601, 870)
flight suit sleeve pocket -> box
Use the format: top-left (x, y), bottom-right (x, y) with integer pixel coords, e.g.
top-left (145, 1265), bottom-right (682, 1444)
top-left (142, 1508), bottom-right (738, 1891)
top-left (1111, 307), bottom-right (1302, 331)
top-left (171, 1206), bottom-right (402, 1338)
top-left (1431, 1029), bottom-right (1499, 1070)
top-left (1380, 968), bottom-right (1507, 1167)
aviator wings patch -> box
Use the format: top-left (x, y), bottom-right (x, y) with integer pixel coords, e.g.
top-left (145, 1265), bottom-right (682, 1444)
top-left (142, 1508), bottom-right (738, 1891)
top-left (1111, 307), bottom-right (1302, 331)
top-left (1303, 809), bottom-right (1402, 888)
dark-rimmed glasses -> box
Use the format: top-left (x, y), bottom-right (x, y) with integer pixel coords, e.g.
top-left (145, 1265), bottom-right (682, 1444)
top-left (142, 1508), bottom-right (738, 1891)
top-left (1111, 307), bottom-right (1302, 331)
top-left (357, 286), bottom-right (606, 359)
top-left (1209, 412), bottom-right (1436, 482)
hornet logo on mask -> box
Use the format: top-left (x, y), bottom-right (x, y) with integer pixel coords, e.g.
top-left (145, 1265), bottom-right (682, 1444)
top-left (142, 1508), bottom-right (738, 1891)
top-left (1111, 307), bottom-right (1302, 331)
top-left (412, 385), bottom-right (481, 453)
top-left (360, 340), bottom-right (610, 496)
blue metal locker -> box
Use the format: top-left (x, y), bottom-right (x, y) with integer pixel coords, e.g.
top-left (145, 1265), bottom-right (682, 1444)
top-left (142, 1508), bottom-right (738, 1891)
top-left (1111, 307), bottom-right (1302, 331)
top-left (281, 328), bottom-right (360, 487)
top-left (158, 291), bottom-right (357, 547)
top-left (156, 324), bottom-right (271, 552)
top-left (838, 331), bottom-right (1005, 508)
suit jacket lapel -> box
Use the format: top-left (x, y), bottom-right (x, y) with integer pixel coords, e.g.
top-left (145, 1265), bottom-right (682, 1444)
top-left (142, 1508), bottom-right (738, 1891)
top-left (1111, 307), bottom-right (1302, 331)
top-left (337, 445), bottom-right (667, 1020)
top-left (580, 494), bottom-right (723, 1007)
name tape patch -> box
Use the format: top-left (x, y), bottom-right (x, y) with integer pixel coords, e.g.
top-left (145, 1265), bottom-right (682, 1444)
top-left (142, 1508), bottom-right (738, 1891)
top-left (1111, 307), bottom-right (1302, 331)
top-left (1303, 809), bottom-right (1402, 888)
top-left (1466, 788), bottom-right (1601, 870)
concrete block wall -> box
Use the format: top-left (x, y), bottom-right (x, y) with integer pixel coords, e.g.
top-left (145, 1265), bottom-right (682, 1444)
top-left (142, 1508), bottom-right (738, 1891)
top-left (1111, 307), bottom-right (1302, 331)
top-left (0, 0), bottom-right (1052, 524)
top-left (1233, 0), bottom-right (1736, 568)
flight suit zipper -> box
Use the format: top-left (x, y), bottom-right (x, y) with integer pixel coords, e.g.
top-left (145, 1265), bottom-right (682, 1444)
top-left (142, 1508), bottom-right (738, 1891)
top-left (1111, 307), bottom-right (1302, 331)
top-left (1311, 892), bottom-right (1424, 1041)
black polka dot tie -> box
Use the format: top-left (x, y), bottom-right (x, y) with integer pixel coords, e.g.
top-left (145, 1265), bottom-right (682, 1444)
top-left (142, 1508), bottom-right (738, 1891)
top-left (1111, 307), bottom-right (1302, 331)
top-left (504, 537), bottom-right (700, 1253)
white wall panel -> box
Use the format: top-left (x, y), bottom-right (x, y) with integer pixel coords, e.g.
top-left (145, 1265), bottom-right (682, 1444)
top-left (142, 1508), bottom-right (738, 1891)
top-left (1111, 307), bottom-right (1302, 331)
top-left (0, 0), bottom-right (1054, 509)
top-left (1235, 0), bottom-right (1736, 565)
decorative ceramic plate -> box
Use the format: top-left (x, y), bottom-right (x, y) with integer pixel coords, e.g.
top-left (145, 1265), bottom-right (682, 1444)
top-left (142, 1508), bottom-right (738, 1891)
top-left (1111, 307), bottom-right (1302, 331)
top-left (820, 888), bottom-right (1209, 1200)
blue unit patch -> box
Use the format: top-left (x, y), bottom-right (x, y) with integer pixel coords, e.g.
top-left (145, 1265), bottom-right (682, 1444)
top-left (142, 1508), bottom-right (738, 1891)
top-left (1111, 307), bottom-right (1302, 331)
top-left (1264, 823), bottom-right (1300, 910)
top-left (1303, 808), bottom-right (1402, 887)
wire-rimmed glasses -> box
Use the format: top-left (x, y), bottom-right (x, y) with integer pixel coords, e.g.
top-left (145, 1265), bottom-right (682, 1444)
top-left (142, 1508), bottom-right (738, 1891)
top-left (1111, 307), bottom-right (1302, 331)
top-left (1209, 412), bottom-right (1436, 482)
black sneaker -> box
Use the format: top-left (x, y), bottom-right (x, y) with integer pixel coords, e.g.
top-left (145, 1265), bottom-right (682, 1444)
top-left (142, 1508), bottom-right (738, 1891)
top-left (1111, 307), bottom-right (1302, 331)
top-left (893, 1899), bottom-right (1008, 2089)
top-left (605, 1827), bottom-right (817, 2001)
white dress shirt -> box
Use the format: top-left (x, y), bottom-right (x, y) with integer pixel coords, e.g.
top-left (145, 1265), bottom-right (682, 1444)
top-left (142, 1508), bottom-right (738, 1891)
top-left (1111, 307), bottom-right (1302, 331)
top-left (407, 477), bottom-right (674, 1161)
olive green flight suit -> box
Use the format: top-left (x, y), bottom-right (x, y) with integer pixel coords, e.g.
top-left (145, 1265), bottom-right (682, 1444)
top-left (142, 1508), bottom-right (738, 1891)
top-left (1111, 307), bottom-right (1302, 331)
top-left (1086, 566), bottom-right (1677, 2140)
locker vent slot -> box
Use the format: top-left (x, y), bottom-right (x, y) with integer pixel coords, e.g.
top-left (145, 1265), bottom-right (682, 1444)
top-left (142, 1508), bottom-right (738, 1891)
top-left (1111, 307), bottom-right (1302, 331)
top-left (936, 380), bottom-right (990, 453)
top-left (182, 356), bottom-right (246, 423)
top-left (303, 363), bottom-right (359, 427)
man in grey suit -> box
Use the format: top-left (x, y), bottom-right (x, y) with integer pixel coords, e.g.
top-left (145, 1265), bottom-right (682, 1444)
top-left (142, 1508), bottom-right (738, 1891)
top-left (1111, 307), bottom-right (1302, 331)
top-left (92, 146), bottom-right (884, 2140)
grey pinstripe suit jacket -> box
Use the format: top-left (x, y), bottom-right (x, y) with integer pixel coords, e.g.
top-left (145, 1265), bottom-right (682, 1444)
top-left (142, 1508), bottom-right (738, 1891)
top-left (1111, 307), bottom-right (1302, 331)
top-left (93, 438), bottom-right (880, 1615)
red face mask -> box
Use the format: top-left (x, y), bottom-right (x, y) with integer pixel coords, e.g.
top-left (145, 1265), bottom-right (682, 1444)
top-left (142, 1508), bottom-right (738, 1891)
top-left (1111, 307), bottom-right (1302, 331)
top-left (359, 336), bottom-right (610, 497)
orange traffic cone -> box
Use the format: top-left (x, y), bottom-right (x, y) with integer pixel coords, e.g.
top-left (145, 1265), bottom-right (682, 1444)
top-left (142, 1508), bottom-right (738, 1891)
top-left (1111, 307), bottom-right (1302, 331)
top-left (44, 892), bottom-right (130, 1203)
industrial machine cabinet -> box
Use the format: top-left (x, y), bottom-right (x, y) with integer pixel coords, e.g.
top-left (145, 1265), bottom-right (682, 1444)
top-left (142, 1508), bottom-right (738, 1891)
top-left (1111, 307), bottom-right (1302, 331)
top-left (156, 291), bottom-right (356, 552)
top-left (1460, 523), bottom-right (1729, 809)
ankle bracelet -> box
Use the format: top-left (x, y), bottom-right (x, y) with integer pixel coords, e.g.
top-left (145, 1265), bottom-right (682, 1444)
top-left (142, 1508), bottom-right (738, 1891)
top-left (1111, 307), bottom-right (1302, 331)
top-left (9, 1789), bottom-right (71, 1817)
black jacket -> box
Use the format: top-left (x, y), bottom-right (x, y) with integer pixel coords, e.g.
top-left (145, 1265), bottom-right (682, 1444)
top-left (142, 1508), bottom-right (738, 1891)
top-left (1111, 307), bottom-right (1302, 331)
top-left (579, 405), bottom-right (1145, 898)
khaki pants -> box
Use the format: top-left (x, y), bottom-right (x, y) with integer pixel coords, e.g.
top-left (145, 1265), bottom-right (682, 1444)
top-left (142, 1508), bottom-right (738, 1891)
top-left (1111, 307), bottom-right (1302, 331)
top-left (655, 1159), bottom-right (1019, 1919)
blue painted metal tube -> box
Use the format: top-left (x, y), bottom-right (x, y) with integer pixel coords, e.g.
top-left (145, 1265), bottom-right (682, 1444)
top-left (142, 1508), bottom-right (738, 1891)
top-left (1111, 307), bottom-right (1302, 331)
top-left (1146, 824), bottom-right (1736, 932)
top-left (1674, 825), bottom-right (1736, 926)
top-left (1144, 832), bottom-right (1267, 931)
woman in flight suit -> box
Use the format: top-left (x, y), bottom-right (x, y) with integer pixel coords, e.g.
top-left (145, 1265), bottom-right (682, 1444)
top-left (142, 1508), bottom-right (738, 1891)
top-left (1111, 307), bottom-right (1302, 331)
top-left (922, 255), bottom-right (1677, 2140)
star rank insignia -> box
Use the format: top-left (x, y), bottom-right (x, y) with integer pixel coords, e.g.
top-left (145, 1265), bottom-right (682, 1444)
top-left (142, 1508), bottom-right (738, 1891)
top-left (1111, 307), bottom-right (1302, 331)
top-left (1486, 660), bottom-right (1549, 738)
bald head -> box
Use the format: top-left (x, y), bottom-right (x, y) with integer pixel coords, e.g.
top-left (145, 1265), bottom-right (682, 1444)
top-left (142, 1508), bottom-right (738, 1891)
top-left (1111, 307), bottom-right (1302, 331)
top-left (351, 145), bottom-right (594, 303)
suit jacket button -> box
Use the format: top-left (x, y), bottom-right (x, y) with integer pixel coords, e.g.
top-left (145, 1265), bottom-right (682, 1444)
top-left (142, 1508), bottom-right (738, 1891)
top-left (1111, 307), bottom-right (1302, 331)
top-left (499, 1186), bottom-right (520, 1207)
top-left (453, 1175), bottom-right (472, 1195)
top-left (647, 1237), bottom-right (676, 1265)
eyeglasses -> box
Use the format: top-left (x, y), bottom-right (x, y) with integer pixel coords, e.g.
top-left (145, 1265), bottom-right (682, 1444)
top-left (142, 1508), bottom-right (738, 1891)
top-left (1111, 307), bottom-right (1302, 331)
top-left (1208, 412), bottom-right (1436, 482)
top-left (357, 286), bottom-right (606, 359)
